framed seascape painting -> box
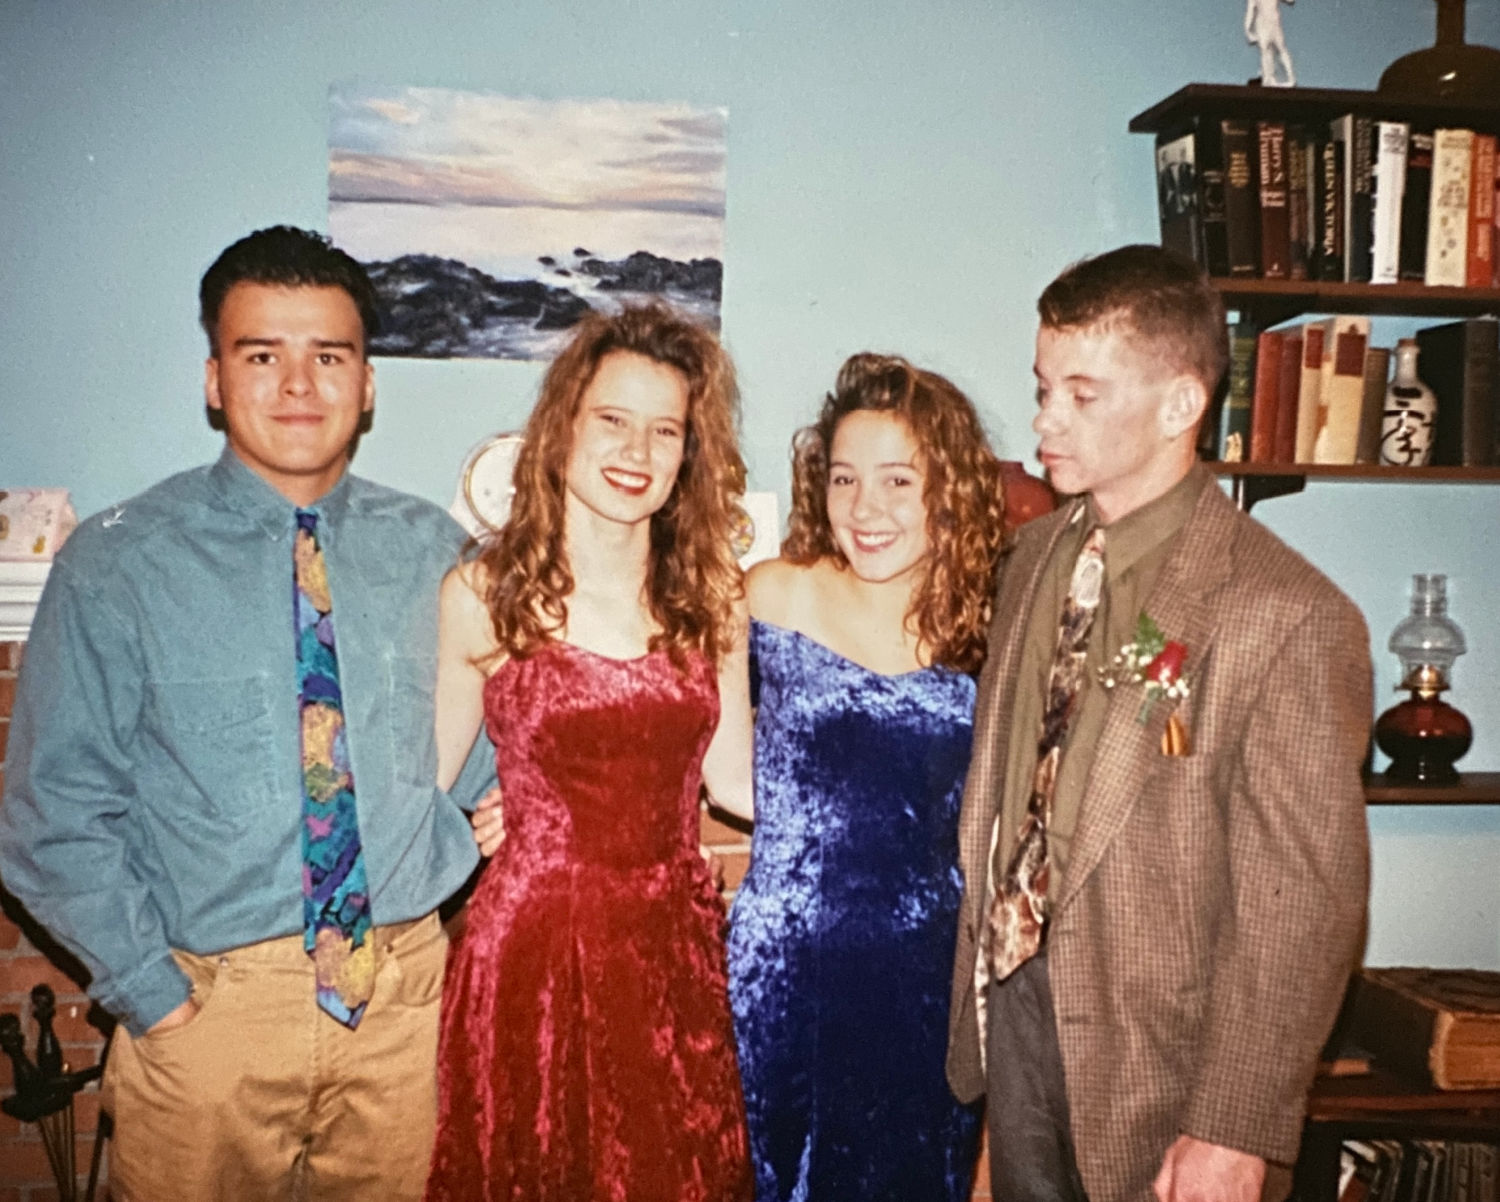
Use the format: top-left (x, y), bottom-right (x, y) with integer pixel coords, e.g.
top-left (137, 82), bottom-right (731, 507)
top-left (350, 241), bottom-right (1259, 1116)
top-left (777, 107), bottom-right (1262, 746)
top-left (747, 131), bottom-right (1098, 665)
top-left (329, 84), bottom-right (728, 361)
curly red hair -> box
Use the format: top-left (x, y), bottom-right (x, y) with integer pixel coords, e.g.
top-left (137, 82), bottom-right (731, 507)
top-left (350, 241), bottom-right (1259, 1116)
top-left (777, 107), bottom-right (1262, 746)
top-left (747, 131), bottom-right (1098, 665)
top-left (475, 303), bottom-right (746, 665)
top-left (782, 353), bottom-right (1006, 673)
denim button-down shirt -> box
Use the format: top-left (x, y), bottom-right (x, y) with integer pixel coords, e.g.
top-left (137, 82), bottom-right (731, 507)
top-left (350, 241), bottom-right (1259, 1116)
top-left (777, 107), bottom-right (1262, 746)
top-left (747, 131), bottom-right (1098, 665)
top-left (0, 450), bottom-right (487, 1036)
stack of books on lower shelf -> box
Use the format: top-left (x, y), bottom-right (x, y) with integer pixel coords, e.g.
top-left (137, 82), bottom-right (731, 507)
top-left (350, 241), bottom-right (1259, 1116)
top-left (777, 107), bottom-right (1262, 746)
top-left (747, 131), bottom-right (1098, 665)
top-left (1338, 1140), bottom-right (1498, 1202)
top-left (1328, 969), bottom-right (1500, 1202)
top-left (1156, 116), bottom-right (1499, 286)
top-left (1211, 316), bottom-right (1499, 467)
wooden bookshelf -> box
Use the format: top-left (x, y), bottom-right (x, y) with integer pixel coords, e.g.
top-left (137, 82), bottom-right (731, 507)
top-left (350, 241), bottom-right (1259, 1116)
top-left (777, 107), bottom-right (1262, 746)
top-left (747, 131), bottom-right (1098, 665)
top-left (1216, 279), bottom-right (1500, 328)
top-left (1363, 771), bottom-right (1500, 805)
top-left (1207, 461), bottom-right (1500, 509)
top-left (1296, 1071), bottom-right (1500, 1201)
top-left (1129, 83), bottom-right (1500, 137)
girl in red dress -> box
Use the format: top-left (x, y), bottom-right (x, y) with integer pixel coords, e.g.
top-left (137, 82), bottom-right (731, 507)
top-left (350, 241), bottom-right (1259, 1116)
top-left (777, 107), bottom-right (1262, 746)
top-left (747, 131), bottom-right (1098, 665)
top-left (425, 304), bottom-right (754, 1202)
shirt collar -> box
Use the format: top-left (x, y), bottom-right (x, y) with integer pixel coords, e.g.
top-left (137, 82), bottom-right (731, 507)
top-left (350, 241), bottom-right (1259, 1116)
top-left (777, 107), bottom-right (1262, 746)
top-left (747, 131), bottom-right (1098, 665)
top-left (207, 447), bottom-right (354, 539)
top-left (1084, 461), bottom-right (1209, 582)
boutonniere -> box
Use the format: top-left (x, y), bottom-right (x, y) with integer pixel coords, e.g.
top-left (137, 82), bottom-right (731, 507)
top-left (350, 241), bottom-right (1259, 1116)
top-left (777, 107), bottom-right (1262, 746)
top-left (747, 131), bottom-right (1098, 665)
top-left (1098, 612), bottom-right (1193, 755)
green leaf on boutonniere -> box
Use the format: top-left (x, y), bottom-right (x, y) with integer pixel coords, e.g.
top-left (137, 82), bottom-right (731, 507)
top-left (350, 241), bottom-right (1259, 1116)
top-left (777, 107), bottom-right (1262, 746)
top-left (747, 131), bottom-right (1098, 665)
top-left (1134, 612), bottom-right (1165, 660)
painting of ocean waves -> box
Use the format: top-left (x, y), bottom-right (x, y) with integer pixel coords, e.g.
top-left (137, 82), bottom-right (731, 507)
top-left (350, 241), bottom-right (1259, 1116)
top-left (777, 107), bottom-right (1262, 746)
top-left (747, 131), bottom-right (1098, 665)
top-left (329, 86), bottom-right (727, 361)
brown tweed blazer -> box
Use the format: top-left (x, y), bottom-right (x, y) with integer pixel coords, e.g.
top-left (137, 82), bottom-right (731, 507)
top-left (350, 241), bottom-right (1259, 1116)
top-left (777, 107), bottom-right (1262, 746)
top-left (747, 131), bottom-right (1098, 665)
top-left (947, 480), bottom-right (1372, 1202)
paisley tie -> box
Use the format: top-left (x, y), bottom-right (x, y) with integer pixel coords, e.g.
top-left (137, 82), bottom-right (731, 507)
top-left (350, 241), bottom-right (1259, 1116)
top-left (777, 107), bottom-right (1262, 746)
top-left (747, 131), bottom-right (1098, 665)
top-left (294, 509), bottom-right (374, 1028)
top-left (988, 524), bottom-right (1106, 981)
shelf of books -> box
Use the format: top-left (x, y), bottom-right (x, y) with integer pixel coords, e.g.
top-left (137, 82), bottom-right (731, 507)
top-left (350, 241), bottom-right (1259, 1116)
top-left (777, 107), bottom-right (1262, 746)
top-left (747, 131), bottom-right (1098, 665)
top-left (1132, 85), bottom-right (1499, 290)
top-left (1134, 85), bottom-right (1500, 508)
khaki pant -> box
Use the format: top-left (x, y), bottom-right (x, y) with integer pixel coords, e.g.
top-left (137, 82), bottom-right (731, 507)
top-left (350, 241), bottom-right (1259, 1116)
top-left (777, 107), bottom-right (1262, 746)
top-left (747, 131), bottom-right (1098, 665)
top-left (103, 913), bottom-right (446, 1202)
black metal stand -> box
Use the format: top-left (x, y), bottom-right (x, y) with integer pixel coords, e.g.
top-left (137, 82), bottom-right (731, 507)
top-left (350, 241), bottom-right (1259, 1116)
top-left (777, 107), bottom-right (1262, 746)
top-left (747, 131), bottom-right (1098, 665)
top-left (0, 985), bottom-right (110, 1202)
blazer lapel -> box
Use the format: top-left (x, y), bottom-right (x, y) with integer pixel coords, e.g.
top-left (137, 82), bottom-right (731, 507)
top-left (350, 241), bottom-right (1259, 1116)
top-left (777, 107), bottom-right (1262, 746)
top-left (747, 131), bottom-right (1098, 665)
top-left (1055, 484), bottom-right (1239, 914)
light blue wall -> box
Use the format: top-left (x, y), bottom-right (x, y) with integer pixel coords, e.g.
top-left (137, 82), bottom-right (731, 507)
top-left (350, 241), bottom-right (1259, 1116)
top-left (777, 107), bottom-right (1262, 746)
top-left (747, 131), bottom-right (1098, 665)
top-left (4, 0), bottom-right (1498, 965)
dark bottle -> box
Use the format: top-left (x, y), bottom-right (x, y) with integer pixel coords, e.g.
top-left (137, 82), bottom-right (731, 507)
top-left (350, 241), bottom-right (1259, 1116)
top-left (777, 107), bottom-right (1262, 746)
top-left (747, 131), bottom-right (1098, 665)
top-left (1379, 0), bottom-right (1500, 102)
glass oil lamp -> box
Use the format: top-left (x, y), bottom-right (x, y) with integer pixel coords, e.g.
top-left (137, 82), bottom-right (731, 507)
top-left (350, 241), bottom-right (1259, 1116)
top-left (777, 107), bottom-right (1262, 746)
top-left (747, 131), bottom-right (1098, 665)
top-left (1374, 573), bottom-right (1472, 784)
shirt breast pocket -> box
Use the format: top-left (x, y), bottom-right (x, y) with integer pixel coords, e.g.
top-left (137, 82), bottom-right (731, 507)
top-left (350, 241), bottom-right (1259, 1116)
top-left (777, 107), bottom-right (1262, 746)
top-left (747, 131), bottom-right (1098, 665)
top-left (144, 676), bottom-right (277, 834)
top-left (387, 655), bottom-right (437, 788)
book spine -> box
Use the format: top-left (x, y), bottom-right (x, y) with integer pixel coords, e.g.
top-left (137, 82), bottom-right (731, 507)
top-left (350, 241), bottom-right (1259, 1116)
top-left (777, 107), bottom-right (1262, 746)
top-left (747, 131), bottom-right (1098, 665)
top-left (1295, 321), bottom-right (1328, 461)
top-left (1286, 129), bottom-right (1311, 279)
top-left (1400, 131), bottom-right (1434, 281)
top-left (1355, 345), bottom-right (1391, 465)
top-left (1371, 121), bottom-right (1409, 285)
top-left (1221, 322), bottom-right (1257, 461)
top-left (1313, 316), bottom-right (1371, 464)
top-left (1258, 121), bottom-right (1290, 279)
top-left (1418, 319), bottom-right (1499, 467)
top-left (1468, 133), bottom-right (1496, 288)
top-left (1250, 329), bottom-right (1283, 462)
top-left (1348, 116), bottom-right (1375, 282)
top-left (1274, 331), bottom-right (1303, 463)
top-left (1156, 131), bottom-right (1201, 265)
top-left (1195, 117), bottom-right (1230, 277)
top-left (1425, 128), bottom-right (1473, 287)
top-left (1319, 138), bottom-right (1345, 281)
top-left (1223, 119), bottom-right (1260, 278)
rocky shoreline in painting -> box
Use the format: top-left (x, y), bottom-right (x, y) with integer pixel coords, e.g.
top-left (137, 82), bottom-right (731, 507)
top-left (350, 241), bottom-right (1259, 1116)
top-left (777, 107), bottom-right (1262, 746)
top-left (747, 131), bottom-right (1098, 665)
top-left (364, 249), bottom-right (722, 360)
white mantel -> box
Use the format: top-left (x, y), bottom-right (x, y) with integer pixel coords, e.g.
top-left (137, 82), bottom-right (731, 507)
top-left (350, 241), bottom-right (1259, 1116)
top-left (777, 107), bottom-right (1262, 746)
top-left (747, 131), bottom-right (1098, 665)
top-left (0, 561), bottom-right (51, 642)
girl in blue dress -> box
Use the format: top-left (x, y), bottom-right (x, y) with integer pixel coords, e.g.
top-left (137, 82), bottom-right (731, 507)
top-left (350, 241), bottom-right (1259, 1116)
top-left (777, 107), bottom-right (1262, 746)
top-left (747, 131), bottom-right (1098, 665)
top-left (726, 353), bottom-right (1007, 1202)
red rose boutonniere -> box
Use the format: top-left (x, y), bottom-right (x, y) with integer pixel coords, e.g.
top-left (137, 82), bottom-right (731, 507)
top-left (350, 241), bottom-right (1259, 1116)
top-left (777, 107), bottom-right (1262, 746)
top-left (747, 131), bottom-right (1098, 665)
top-left (1098, 613), bottom-right (1193, 752)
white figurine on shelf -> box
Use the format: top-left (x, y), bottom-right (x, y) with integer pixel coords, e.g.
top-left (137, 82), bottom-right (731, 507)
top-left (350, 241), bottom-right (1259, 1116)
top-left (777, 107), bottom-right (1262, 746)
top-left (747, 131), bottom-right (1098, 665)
top-left (1245, 0), bottom-right (1296, 87)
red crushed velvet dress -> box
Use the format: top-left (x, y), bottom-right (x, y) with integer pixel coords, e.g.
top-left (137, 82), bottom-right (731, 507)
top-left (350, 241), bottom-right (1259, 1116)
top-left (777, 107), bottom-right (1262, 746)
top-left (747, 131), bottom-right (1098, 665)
top-left (424, 642), bottom-right (752, 1202)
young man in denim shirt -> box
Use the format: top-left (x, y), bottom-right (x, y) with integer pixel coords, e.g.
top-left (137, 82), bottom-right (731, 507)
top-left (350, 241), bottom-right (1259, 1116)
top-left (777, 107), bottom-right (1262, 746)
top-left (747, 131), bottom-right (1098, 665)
top-left (0, 226), bottom-right (488, 1200)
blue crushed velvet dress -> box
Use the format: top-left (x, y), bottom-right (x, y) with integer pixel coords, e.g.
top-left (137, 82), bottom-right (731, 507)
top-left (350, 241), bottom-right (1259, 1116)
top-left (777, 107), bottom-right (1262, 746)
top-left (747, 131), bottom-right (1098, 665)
top-left (726, 619), bottom-right (982, 1202)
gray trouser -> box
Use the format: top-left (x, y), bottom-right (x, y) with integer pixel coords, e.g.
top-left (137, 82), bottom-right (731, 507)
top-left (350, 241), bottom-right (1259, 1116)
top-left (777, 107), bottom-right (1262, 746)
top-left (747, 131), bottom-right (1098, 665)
top-left (986, 950), bottom-right (1089, 1202)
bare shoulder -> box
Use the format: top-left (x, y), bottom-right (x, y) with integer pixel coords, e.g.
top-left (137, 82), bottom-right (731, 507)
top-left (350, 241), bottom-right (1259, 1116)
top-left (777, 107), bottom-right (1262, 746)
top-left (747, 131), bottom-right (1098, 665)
top-left (746, 557), bottom-right (817, 627)
top-left (440, 560), bottom-right (499, 661)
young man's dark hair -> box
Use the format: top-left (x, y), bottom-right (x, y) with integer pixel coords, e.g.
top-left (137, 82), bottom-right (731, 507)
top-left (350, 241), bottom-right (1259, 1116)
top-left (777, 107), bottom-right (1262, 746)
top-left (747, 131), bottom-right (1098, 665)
top-left (199, 225), bottom-right (381, 354)
top-left (1037, 243), bottom-right (1229, 405)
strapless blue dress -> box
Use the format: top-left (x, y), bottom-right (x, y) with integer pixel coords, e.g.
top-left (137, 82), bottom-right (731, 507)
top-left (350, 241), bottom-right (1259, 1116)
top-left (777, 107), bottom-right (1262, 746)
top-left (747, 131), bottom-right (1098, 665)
top-left (726, 619), bottom-right (982, 1202)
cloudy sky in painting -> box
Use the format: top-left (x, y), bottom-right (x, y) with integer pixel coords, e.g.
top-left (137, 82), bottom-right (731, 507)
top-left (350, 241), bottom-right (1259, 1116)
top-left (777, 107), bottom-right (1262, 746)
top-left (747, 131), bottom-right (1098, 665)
top-left (329, 85), bottom-right (727, 218)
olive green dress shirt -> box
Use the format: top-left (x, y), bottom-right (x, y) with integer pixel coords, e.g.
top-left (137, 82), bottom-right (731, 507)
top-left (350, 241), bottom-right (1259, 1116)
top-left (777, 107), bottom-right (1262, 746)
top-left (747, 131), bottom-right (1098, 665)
top-left (993, 464), bottom-right (1210, 893)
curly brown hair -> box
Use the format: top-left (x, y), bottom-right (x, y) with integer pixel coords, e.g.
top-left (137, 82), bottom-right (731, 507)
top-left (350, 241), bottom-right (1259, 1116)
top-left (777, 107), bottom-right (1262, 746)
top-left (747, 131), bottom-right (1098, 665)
top-left (782, 353), bottom-right (1006, 674)
top-left (475, 303), bottom-right (746, 665)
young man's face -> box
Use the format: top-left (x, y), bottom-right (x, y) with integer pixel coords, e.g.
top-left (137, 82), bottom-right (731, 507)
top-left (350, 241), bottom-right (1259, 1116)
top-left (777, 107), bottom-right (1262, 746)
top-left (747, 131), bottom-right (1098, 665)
top-left (205, 282), bottom-right (374, 507)
top-left (1032, 320), bottom-right (1200, 524)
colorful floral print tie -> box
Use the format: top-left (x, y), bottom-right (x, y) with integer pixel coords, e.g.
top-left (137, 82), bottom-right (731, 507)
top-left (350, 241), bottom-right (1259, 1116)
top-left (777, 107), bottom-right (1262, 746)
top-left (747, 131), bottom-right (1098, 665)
top-left (988, 525), bottom-right (1106, 981)
top-left (294, 510), bottom-right (374, 1028)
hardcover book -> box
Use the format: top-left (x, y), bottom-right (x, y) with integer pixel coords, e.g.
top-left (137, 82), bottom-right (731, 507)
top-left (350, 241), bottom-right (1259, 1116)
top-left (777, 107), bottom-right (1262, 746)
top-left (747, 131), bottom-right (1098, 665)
top-left (1295, 320), bottom-right (1329, 462)
top-left (1319, 137), bottom-right (1345, 281)
top-left (1274, 329), bottom-right (1303, 463)
top-left (1286, 128), bottom-right (1312, 280)
top-left (1156, 131), bottom-right (1201, 265)
top-left (1425, 128), bottom-right (1473, 287)
top-left (1220, 321), bottom-right (1258, 461)
top-left (1348, 967), bottom-right (1500, 1090)
top-left (1313, 315), bottom-right (1371, 464)
top-left (1329, 114), bottom-right (1375, 283)
top-left (1416, 318), bottom-right (1499, 467)
top-left (1356, 345), bottom-right (1392, 465)
top-left (1250, 328), bottom-right (1284, 462)
top-left (1258, 121), bottom-right (1290, 279)
top-left (1371, 121), bottom-right (1410, 285)
top-left (1400, 130), bottom-right (1435, 282)
top-left (1223, 119), bottom-right (1261, 278)
top-left (1468, 133), bottom-right (1496, 289)
top-left (1194, 117), bottom-right (1231, 277)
